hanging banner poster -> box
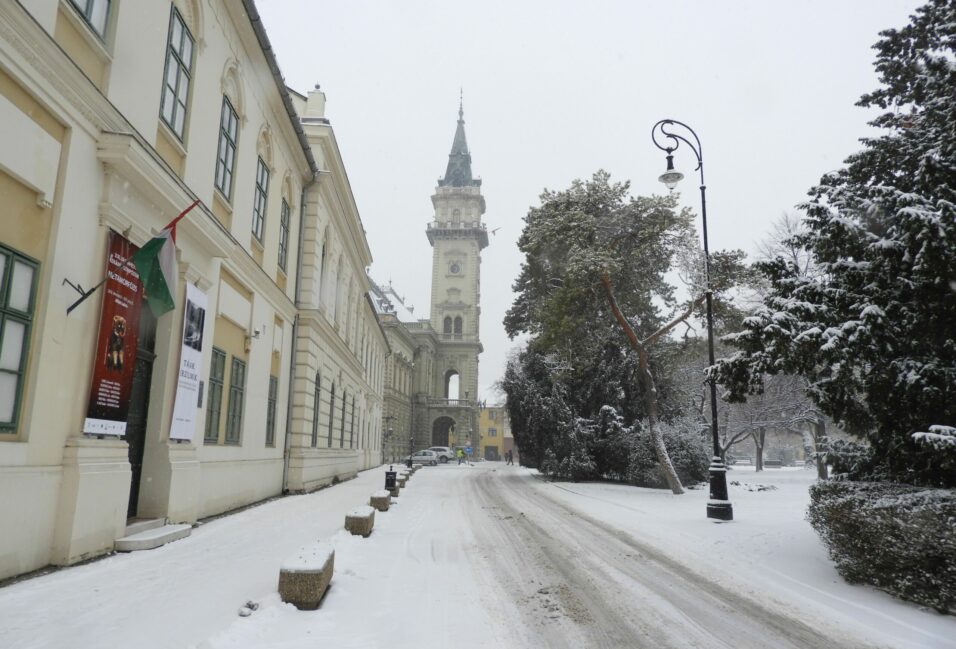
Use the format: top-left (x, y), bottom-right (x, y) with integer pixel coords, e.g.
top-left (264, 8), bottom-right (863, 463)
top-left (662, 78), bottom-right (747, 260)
top-left (83, 230), bottom-right (143, 436)
top-left (169, 283), bottom-right (206, 441)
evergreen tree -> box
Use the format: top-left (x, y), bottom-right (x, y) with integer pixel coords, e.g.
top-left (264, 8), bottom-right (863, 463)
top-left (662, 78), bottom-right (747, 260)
top-left (715, 0), bottom-right (956, 487)
top-left (505, 171), bottom-right (702, 493)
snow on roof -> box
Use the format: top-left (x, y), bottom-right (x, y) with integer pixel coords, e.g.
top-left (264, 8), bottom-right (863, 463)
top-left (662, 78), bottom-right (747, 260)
top-left (369, 278), bottom-right (420, 323)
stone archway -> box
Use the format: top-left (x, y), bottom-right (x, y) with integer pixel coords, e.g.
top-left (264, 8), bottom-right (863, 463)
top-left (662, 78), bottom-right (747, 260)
top-left (432, 416), bottom-right (456, 447)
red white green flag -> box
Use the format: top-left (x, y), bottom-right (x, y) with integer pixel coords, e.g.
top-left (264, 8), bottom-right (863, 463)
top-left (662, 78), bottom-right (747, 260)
top-left (132, 199), bottom-right (200, 317)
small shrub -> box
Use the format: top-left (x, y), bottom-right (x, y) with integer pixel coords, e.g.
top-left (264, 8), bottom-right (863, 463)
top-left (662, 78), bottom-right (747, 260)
top-left (807, 481), bottom-right (956, 613)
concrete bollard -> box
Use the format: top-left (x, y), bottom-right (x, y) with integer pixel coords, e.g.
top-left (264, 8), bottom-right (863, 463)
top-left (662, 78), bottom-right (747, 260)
top-left (345, 505), bottom-right (375, 537)
top-left (370, 490), bottom-right (391, 512)
top-left (278, 542), bottom-right (334, 610)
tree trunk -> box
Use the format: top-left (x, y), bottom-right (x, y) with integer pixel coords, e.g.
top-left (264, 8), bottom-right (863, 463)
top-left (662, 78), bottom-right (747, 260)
top-left (601, 273), bottom-right (684, 495)
top-left (754, 426), bottom-right (765, 472)
top-left (635, 347), bottom-right (684, 495)
top-left (814, 417), bottom-right (829, 480)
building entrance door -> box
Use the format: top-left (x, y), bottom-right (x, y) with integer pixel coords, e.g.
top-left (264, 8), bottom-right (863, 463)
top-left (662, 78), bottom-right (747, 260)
top-left (125, 304), bottom-right (157, 518)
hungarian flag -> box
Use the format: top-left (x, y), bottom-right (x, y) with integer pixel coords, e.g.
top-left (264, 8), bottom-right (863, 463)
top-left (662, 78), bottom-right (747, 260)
top-left (132, 199), bottom-right (200, 317)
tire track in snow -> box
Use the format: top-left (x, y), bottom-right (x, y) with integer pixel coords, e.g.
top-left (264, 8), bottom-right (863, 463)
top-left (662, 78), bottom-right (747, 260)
top-left (467, 469), bottom-right (881, 649)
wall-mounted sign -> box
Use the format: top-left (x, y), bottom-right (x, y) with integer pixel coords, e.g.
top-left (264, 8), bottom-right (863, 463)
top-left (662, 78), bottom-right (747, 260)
top-left (170, 283), bottom-right (207, 441)
top-left (83, 230), bottom-right (142, 436)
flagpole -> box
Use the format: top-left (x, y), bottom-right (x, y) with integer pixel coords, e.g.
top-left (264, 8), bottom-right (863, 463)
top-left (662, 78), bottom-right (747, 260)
top-left (65, 199), bottom-right (201, 315)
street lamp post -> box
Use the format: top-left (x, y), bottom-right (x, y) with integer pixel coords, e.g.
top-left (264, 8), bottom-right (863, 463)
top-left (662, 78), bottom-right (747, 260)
top-left (651, 118), bottom-right (733, 522)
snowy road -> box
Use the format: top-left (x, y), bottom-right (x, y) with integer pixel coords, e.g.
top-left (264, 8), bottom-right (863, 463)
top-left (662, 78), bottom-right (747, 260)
top-left (1, 463), bottom-right (951, 649)
top-left (466, 468), bottom-right (866, 649)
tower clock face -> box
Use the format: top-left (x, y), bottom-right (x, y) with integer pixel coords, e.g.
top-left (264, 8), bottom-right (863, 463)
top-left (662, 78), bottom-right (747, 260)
top-left (449, 261), bottom-right (462, 274)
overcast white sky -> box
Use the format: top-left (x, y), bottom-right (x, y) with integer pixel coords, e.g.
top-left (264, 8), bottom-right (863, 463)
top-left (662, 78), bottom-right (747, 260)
top-left (257, 0), bottom-right (920, 402)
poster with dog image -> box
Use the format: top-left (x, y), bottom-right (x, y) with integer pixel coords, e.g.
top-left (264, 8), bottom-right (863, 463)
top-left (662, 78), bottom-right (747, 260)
top-left (83, 230), bottom-right (143, 436)
top-left (169, 283), bottom-right (206, 441)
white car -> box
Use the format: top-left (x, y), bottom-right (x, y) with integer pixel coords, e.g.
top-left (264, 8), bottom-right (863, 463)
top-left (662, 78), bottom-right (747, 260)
top-left (428, 446), bottom-right (455, 463)
top-left (406, 450), bottom-right (439, 466)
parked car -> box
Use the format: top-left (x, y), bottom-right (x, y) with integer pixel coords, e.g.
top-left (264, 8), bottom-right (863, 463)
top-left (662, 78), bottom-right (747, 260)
top-left (428, 446), bottom-right (454, 463)
top-left (406, 450), bottom-right (439, 466)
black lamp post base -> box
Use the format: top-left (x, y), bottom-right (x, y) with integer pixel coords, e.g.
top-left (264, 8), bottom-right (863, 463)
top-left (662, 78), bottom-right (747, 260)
top-left (706, 457), bottom-right (733, 521)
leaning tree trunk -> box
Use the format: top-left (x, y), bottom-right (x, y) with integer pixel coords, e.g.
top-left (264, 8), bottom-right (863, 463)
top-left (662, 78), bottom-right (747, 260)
top-left (601, 273), bottom-right (684, 495)
top-left (635, 347), bottom-right (684, 494)
top-left (754, 426), bottom-right (765, 472)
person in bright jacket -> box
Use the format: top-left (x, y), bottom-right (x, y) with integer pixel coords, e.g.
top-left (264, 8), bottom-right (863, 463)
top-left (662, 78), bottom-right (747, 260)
top-left (456, 448), bottom-right (465, 465)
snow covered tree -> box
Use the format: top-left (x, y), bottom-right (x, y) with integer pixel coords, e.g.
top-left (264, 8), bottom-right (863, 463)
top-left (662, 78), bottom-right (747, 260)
top-left (715, 0), bottom-right (956, 487)
top-left (505, 171), bottom-right (701, 493)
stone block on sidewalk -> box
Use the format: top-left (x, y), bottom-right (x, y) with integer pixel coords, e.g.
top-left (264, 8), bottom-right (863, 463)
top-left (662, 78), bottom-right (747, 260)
top-left (389, 485), bottom-right (400, 498)
top-left (370, 490), bottom-right (391, 512)
top-left (345, 505), bottom-right (375, 537)
top-left (278, 542), bottom-right (334, 610)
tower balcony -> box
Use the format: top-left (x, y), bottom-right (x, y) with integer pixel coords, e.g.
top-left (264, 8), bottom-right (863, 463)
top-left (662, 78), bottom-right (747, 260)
top-left (426, 221), bottom-right (489, 249)
top-left (427, 398), bottom-right (474, 409)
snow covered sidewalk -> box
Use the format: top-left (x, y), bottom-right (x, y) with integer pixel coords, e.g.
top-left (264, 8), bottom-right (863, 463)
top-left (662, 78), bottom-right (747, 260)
top-left (0, 464), bottom-right (508, 649)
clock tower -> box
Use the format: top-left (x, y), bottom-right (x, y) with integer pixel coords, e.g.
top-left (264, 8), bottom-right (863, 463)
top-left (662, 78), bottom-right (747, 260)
top-left (422, 101), bottom-right (488, 449)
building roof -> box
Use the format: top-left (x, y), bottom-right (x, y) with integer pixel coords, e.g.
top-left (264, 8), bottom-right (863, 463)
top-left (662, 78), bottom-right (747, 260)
top-left (438, 102), bottom-right (480, 188)
top-left (369, 278), bottom-right (420, 323)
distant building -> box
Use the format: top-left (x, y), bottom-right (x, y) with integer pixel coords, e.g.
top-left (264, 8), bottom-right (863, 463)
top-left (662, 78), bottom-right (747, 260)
top-left (369, 103), bottom-right (489, 461)
top-left (478, 404), bottom-right (505, 461)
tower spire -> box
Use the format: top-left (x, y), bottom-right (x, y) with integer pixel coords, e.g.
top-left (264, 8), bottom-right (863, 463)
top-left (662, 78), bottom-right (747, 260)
top-left (440, 95), bottom-right (479, 188)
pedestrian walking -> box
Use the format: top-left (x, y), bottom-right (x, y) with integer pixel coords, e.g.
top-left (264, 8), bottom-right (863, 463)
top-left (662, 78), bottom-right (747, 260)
top-left (457, 448), bottom-right (465, 465)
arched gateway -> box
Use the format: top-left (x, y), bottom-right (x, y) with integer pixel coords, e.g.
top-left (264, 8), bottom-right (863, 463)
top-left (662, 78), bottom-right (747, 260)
top-left (432, 416), bottom-right (456, 447)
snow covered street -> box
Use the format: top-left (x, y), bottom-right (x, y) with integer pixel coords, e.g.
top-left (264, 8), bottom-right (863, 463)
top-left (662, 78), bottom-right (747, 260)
top-left (1, 463), bottom-right (953, 649)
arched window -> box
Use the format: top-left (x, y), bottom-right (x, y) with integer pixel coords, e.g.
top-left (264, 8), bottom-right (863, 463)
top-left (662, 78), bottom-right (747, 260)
top-left (443, 316), bottom-right (452, 334)
top-left (454, 316), bottom-right (463, 334)
top-left (328, 382), bottom-right (335, 446)
top-left (311, 372), bottom-right (320, 447)
top-left (349, 397), bottom-right (355, 448)
top-left (444, 369), bottom-right (460, 399)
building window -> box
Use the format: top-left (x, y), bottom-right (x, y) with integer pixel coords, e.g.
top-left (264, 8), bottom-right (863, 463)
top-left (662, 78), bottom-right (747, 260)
top-left (443, 316), bottom-right (452, 334)
top-left (311, 372), bottom-right (320, 447)
top-left (215, 97), bottom-right (239, 199)
top-left (454, 316), bottom-right (463, 334)
top-left (489, 411), bottom-right (497, 421)
top-left (349, 397), bottom-right (355, 448)
top-left (204, 348), bottom-right (226, 442)
top-left (159, 7), bottom-right (194, 140)
top-left (328, 382), bottom-right (335, 447)
top-left (266, 375), bottom-right (278, 447)
top-left (68, 0), bottom-right (110, 38)
top-left (224, 357), bottom-right (246, 444)
top-left (488, 428), bottom-right (497, 437)
top-left (278, 199), bottom-right (290, 272)
top-left (340, 390), bottom-right (347, 447)
top-left (0, 246), bottom-right (38, 433)
top-left (252, 157), bottom-right (269, 241)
